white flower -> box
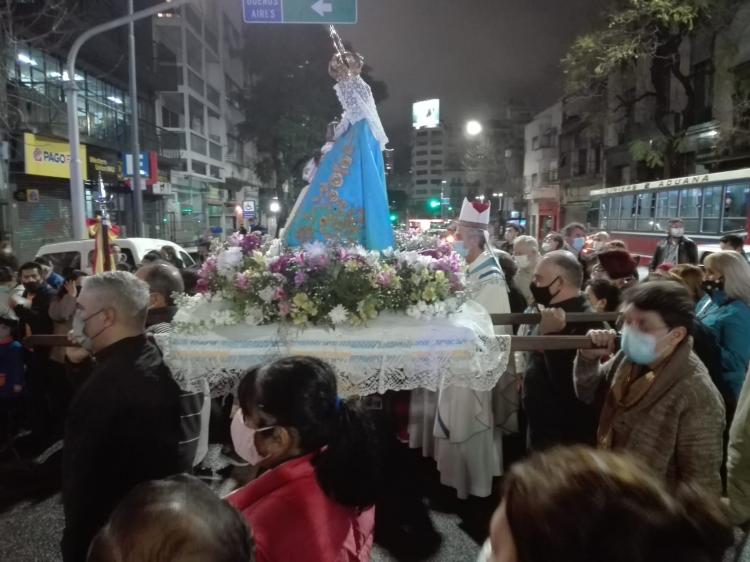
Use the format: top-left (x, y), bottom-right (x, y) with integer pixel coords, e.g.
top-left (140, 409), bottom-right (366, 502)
top-left (406, 305), bottom-right (421, 319)
top-left (365, 251), bottom-right (381, 268)
top-left (303, 240), bottom-right (327, 259)
top-left (216, 247), bottom-right (243, 276)
top-left (415, 255), bottom-right (434, 271)
top-left (258, 286), bottom-right (275, 303)
top-left (244, 306), bottom-right (265, 326)
top-left (417, 301), bottom-right (427, 312)
top-left (328, 304), bottom-right (349, 325)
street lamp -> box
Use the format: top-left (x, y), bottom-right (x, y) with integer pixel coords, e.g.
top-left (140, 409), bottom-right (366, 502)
top-left (465, 120), bottom-right (483, 136)
top-left (269, 199), bottom-right (282, 214)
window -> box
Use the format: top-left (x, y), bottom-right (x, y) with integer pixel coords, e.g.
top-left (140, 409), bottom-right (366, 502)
top-left (576, 149), bottom-right (588, 176)
top-left (416, 170), bottom-right (428, 176)
top-left (701, 185), bottom-right (722, 233)
top-left (430, 160), bottom-right (443, 166)
top-left (614, 194), bottom-right (636, 230)
top-left (531, 173), bottom-right (538, 188)
top-left (162, 106), bottom-right (181, 128)
top-left (431, 150), bottom-right (443, 155)
top-left (723, 183), bottom-right (750, 232)
top-left (654, 190), bottom-right (680, 232)
top-left (416, 160), bottom-right (428, 166)
top-left (415, 189), bottom-right (428, 194)
top-left (186, 31), bottom-right (203, 72)
top-left (416, 180), bottom-right (428, 185)
top-left (189, 97), bottom-right (204, 134)
top-left (416, 150), bottom-right (428, 156)
top-left (635, 193), bottom-right (655, 231)
top-left (692, 61), bottom-right (714, 125)
top-left (532, 136), bottom-right (539, 150)
top-left (679, 187), bottom-right (702, 233)
top-left (191, 133), bottom-right (207, 154)
top-left (191, 160), bottom-right (207, 175)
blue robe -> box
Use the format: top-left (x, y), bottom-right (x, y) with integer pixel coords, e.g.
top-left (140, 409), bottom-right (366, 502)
top-left (285, 120), bottom-right (394, 251)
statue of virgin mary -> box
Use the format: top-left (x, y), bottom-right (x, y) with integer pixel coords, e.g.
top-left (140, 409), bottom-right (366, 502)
top-left (283, 34), bottom-right (394, 251)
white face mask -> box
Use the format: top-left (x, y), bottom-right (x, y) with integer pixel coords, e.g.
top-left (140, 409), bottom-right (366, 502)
top-left (542, 242), bottom-right (553, 253)
top-left (670, 228), bottom-right (684, 238)
top-left (230, 409), bottom-right (276, 466)
top-left (514, 255), bottom-right (530, 270)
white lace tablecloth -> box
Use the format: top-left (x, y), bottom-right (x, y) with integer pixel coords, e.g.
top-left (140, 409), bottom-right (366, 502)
top-left (157, 301), bottom-right (511, 398)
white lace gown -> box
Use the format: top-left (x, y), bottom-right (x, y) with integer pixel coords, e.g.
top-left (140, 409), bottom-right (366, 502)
top-left (409, 250), bottom-right (517, 499)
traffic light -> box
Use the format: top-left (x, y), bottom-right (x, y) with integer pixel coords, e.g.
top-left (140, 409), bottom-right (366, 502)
top-left (428, 199), bottom-right (440, 210)
top-left (389, 213), bottom-right (398, 223)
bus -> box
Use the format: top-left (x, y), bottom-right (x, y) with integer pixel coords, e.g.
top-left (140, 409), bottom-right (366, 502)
top-left (587, 168), bottom-right (750, 265)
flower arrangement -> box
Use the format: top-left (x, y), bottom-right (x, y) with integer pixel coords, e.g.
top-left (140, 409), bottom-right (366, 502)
top-left (173, 233), bottom-right (466, 333)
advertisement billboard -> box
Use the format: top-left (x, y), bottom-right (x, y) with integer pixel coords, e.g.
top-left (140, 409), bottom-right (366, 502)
top-left (412, 99), bottom-right (440, 129)
top-left (24, 133), bottom-right (88, 180)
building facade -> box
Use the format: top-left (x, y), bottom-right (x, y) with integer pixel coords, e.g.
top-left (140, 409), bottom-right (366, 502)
top-left (152, 0), bottom-right (261, 247)
top-left (523, 102), bottom-right (562, 239)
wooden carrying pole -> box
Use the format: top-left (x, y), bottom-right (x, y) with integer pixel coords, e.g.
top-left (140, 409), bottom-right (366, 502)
top-left (491, 312), bottom-right (620, 326)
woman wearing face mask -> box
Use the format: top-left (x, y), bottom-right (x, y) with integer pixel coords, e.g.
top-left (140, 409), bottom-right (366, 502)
top-left (540, 232), bottom-right (564, 254)
top-left (696, 251), bottom-right (750, 401)
top-left (573, 280), bottom-right (725, 494)
top-left (226, 356), bottom-right (380, 562)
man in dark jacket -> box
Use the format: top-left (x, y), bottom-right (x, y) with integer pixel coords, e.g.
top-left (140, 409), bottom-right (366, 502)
top-left (61, 272), bottom-right (182, 562)
top-left (135, 261), bottom-right (184, 335)
top-left (13, 261), bottom-right (58, 447)
top-left (524, 251), bottom-right (601, 449)
top-left (650, 218), bottom-right (699, 270)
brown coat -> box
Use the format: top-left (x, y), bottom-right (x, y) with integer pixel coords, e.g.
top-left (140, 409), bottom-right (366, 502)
top-left (573, 338), bottom-right (725, 495)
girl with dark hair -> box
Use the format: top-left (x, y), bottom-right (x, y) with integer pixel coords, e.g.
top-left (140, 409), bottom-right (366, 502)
top-left (226, 356), bottom-right (381, 562)
top-left (481, 447), bottom-right (733, 562)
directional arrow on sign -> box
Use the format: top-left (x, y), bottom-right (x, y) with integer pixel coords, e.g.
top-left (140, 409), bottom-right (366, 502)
top-left (311, 0), bottom-right (333, 16)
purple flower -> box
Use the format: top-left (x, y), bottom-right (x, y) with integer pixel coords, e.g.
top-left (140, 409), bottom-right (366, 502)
top-left (240, 233), bottom-right (262, 255)
top-left (294, 271), bottom-right (308, 287)
top-left (269, 255), bottom-right (292, 274)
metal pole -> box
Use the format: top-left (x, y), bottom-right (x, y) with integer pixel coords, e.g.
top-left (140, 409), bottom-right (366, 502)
top-left (129, 0), bottom-right (144, 237)
top-left (65, 0), bottom-right (193, 240)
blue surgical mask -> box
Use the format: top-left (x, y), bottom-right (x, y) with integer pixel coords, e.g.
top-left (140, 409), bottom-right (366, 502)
top-left (453, 241), bottom-right (468, 259)
top-left (572, 237), bottom-right (585, 252)
top-left (621, 325), bottom-right (661, 365)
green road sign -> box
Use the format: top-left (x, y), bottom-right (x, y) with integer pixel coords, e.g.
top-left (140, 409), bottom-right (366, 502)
top-left (243, 0), bottom-right (357, 24)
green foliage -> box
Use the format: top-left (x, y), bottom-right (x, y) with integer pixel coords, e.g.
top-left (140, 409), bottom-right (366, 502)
top-left (238, 26), bottom-right (388, 192)
top-left (629, 139), bottom-right (666, 169)
top-left (562, 0), bottom-right (718, 95)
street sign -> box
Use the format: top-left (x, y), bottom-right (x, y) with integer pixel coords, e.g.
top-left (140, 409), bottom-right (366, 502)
top-left (242, 0), bottom-right (357, 24)
top-left (123, 152), bottom-right (150, 178)
top-left (242, 200), bottom-right (257, 219)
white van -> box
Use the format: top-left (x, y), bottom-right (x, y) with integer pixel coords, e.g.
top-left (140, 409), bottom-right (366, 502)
top-left (35, 238), bottom-right (196, 274)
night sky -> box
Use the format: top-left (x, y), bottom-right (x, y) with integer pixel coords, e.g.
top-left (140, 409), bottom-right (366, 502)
top-left (344, 0), bottom-right (603, 153)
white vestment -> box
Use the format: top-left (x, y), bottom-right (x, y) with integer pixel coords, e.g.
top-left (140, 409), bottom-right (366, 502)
top-left (409, 250), bottom-right (517, 499)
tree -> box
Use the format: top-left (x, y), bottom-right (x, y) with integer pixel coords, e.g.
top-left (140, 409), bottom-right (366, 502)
top-left (237, 26), bottom-right (388, 205)
top-left (562, 0), bottom-right (742, 177)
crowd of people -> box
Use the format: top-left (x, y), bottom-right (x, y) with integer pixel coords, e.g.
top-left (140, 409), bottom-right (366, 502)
top-left (1, 217), bottom-right (750, 562)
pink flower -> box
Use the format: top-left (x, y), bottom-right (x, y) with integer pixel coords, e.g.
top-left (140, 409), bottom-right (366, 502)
top-left (274, 287), bottom-right (288, 302)
top-left (234, 273), bottom-right (251, 291)
top-left (278, 300), bottom-right (291, 317)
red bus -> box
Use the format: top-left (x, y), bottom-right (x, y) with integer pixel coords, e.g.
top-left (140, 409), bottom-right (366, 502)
top-left (587, 168), bottom-right (750, 265)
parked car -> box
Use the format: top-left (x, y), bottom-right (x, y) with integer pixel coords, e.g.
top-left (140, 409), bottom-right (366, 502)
top-left (35, 238), bottom-right (195, 274)
top-left (697, 243), bottom-right (750, 264)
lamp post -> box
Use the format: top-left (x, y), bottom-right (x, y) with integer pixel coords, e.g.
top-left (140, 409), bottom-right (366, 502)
top-left (269, 198), bottom-right (281, 237)
top-left (465, 120), bottom-right (483, 137)
top-left (65, 0), bottom-right (195, 240)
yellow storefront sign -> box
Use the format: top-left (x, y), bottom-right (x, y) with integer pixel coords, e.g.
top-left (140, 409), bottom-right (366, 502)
top-left (24, 133), bottom-right (88, 181)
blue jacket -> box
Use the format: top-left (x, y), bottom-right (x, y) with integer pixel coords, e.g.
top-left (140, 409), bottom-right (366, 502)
top-left (697, 292), bottom-right (750, 398)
